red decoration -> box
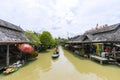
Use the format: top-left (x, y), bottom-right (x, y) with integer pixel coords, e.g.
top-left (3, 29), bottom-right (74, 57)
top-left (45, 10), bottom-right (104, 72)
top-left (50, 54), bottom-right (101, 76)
top-left (18, 44), bottom-right (34, 53)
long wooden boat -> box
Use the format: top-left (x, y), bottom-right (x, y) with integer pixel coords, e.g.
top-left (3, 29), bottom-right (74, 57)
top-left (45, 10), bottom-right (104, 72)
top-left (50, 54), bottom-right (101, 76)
top-left (51, 53), bottom-right (59, 58)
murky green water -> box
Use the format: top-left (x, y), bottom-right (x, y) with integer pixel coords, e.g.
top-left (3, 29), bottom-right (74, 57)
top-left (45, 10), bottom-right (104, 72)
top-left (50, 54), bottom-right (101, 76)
top-left (0, 46), bottom-right (120, 80)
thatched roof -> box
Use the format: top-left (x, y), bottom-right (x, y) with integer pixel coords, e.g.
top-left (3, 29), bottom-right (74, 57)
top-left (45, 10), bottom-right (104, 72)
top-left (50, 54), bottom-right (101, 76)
top-left (67, 35), bottom-right (83, 44)
top-left (0, 19), bottom-right (29, 44)
top-left (68, 35), bottom-right (81, 41)
top-left (67, 23), bottom-right (120, 44)
top-left (0, 19), bottom-right (23, 32)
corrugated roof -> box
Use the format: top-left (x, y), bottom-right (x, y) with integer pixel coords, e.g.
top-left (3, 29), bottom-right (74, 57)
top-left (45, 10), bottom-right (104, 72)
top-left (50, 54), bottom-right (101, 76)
top-left (67, 23), bottom-right (120, 44)
top-left (86, 23), bottom-right (120, 35)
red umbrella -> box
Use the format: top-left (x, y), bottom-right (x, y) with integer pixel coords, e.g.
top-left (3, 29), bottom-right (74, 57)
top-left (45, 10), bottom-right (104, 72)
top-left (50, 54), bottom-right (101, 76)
top-left (18, 44), bottom-right (34, 53)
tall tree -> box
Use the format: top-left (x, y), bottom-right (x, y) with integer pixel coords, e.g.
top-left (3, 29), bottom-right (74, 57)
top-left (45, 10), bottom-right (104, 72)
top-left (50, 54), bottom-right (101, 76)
top-left (39, 31), bottom-right (53, 49)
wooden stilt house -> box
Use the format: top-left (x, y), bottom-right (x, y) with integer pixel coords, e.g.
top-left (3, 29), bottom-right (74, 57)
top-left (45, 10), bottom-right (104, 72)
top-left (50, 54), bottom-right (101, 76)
top-left (0, 19), bottom-right (29, 69)
top-left (66, 23), bottom-right (120, 57)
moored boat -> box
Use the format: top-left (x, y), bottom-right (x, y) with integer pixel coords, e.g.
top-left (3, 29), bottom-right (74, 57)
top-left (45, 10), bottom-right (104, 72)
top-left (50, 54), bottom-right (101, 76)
top-left (3, 66), bottom-right (18, 74)
top-left (3, 60), bottom-right (25, 74)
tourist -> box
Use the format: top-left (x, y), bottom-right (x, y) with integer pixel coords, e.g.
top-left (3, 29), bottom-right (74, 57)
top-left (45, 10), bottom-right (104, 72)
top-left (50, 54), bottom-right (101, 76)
top-left (105, 47), bottom-right (110, 53)
top-left (101, 51), bottom-right (106, 58)
top-left (112, 47), bottom-right (116, 59)
top-left (54, 47), bottom-right (59, 54)
top-left (105, 48), bottom-right (110, 59)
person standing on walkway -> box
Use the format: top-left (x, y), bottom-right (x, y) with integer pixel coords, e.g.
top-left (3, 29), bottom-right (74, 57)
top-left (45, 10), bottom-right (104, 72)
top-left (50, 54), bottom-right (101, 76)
top-left (105, 47), bottom-right (110, 59)
top-left (112, 47), bottom-right (117, 59)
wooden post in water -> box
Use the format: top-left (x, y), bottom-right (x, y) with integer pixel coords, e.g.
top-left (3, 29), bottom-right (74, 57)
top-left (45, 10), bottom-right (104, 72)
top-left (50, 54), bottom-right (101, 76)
top-left (6, 44), bottom-right (10, 67)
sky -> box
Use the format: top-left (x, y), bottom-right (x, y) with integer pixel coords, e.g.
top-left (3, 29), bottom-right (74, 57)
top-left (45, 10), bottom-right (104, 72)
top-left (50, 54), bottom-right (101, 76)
top-left (0, 0), bottom-right (120, 38)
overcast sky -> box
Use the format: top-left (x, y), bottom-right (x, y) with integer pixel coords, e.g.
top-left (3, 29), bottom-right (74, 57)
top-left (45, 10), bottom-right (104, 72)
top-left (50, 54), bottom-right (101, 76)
top-left (0, 0), bottom-right (120, 38)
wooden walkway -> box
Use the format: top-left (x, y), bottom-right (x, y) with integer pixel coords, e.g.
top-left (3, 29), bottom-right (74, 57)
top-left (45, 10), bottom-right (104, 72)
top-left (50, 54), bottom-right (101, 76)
top-left (90, 55), bottom-right (116, 64)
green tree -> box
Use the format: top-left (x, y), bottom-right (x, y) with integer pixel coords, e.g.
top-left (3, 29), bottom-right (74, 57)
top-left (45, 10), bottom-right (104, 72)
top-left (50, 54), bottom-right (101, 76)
top-left (59, 38), bottom-right (68, 46)
top-left (24, 30), bottom-right (40, 46)
top-left (39, 31), bottom-right (53, 50)
top-left (54, 38), bottom-right (59, 46)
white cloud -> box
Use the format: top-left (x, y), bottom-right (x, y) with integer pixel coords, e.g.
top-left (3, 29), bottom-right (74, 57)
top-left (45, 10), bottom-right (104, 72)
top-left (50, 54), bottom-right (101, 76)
top-left (0, 0), bottom-right (120, 38)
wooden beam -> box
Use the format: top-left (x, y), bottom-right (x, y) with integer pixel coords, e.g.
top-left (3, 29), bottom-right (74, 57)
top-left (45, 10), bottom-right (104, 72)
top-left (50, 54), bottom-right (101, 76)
top-left (6, 44), bottom-right (9, 67)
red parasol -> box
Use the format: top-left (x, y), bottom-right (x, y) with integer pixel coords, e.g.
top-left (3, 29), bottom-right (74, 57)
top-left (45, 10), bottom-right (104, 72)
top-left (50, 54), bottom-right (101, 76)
top-left (18, 44), bottom-right (34, 53)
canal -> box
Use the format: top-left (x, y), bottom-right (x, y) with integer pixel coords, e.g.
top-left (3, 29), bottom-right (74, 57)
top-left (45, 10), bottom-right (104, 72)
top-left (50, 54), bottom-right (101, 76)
top-left (0, 46), bottom-right (120, 80)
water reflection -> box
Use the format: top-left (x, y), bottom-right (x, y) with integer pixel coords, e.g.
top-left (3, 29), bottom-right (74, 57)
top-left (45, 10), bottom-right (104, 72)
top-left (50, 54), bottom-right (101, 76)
top-left (63, 47), bottom-right (120, 80)
top-left (52, 57), bottom-right (59, 62)
top-left (38, 52), bottom-right (52, 72)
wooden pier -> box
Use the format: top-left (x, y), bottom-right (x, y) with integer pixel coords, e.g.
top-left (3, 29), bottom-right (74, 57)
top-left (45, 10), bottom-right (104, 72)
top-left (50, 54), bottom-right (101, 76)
top-left (90, 55), bottom-right (116, 64)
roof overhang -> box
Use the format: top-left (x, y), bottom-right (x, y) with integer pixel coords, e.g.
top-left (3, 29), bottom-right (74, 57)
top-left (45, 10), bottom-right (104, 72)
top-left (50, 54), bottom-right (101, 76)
top-left (0, 41), bottom-right (29, 44)
top-left (66, 40), bottom-right (120, 44)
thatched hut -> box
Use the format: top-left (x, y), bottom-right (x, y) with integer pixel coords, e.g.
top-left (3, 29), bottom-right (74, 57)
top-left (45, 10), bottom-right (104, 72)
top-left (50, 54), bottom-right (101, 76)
top-left (0, 19), bottom-right (29, 69)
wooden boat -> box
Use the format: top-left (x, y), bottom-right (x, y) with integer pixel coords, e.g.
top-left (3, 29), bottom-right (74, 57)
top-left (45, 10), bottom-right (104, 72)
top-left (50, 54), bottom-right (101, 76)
top-left (3, 60), bottom-right (25, 74)
top-left (52, 53), bottom-right (59, 58)
top-left (3, 66), bottom-right (18, 74)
